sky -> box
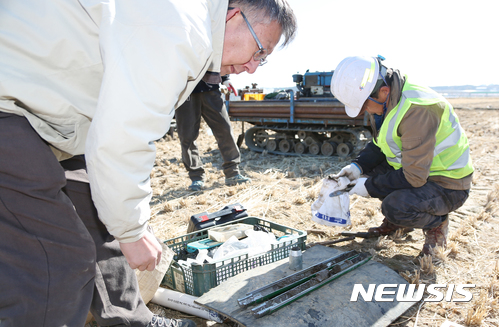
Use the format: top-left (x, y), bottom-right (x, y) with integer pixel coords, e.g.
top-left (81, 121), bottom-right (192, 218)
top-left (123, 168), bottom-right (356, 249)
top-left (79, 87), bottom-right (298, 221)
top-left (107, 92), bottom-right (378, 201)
top-left (230, 0), bottom-right (499, 90)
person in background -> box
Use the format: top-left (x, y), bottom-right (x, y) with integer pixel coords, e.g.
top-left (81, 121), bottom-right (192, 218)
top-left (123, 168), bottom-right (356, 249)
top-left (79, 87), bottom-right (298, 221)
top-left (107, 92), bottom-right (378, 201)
top-left (0, 0), bottom-right (296, 326)
top-left (331, 56), bottom-right (473, 256)
top-left (176, 75), bottom-right (251, 192)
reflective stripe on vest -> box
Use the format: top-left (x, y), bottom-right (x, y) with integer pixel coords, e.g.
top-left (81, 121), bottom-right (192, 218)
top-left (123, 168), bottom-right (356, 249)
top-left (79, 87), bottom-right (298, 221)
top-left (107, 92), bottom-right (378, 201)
top-left (433, 106), bottom-right (470, 172)
top-left (384, 89), bottom-right (441, 164)
top-left (376, 78), bottom-right (473, 179)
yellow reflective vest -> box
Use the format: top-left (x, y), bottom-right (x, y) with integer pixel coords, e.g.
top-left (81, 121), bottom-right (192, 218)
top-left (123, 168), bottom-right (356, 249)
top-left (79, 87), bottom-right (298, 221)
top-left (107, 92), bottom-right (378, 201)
top-left (374, 78), bottom-right (474, 180)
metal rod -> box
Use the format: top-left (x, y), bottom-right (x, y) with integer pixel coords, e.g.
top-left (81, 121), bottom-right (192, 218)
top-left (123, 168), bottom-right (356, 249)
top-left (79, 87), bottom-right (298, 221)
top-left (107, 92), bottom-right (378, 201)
top-left (237, 250), bottom-right (359, 308)
top-left (305, 236), bottom-right (355, 249)
top-left (250, 253), bottom-right (372, 318)
top-left (229, 108), bottom-right (347, 114)
top-left (229, 102), bottom-right (344, 108)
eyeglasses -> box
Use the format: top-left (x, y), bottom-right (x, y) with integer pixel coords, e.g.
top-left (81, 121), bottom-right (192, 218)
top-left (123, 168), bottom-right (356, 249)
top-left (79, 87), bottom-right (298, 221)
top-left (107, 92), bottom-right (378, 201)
top-left (240, 11), bottom-right (268, 66)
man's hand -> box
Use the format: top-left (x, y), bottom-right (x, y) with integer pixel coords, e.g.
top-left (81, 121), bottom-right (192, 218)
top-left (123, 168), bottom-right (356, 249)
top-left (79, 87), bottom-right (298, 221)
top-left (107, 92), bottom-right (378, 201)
top-left (220, 85), bottom-right (229, 95)
top-left (222, 80), bottom-right (238, 96)
top-left (119, 228), bottom-right (162, 271)
top-left (348, 178), bottom-right (370, 198)
top-left (331, 163), bottom-right (361, 181)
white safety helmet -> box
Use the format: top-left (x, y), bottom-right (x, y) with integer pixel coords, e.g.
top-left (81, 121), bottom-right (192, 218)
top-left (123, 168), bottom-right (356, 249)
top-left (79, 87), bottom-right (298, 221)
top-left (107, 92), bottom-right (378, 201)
top-left (331, 56), bottom-right (380, 118)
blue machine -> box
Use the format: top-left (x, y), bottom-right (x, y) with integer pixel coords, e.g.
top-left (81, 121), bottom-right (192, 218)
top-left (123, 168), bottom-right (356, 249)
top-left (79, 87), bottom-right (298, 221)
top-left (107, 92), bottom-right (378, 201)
top-left (293, 70), bottom-right (334, 98)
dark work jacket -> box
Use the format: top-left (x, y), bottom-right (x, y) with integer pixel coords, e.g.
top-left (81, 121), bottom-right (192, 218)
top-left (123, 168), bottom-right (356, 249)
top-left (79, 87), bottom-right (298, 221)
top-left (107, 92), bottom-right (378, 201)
top-left (193, 75), bottom-right (229, 93)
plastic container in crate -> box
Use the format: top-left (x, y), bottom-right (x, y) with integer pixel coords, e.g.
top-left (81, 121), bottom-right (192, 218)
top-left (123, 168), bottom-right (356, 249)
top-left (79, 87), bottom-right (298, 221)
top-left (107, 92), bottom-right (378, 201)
top-left (162, 217), bottom-right (306, 296)
top-left (208, 223), bottom-right (253, 242)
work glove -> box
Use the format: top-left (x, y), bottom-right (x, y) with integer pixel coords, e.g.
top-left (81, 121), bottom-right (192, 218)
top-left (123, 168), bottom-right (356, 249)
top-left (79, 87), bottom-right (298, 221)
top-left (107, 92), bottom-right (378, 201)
top-left (331, 163), bottom-right (361, 181)
top-left (348, 178), bottom-right (370, 198)
top-left (222, 80), bottom-right (238, 96)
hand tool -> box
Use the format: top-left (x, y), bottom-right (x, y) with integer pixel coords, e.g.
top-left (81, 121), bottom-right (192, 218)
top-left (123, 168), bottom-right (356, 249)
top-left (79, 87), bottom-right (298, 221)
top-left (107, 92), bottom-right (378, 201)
top-left (237, 250), bottom-right (371, 318)
top-left (340, 231), bottom-right (378, 238)
top-left (329, 186), bottom-right (353, 197)
top-left (306, 236), bottom-right (355, 249)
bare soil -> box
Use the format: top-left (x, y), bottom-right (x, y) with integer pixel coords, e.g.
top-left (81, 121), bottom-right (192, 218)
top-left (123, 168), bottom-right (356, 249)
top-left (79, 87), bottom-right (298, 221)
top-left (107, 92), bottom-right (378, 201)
top-left (147, 97), bottom-right (499, 327)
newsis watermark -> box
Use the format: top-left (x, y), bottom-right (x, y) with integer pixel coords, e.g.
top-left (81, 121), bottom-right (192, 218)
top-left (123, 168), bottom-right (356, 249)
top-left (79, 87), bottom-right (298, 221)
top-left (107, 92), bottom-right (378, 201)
top-left (350, 284), bottom-right (476, 302)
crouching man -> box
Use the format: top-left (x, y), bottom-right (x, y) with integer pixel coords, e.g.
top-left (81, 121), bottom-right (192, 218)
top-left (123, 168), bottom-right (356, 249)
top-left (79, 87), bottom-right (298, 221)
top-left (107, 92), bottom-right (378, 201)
top-left (331, 56), bottom-right (473, 256)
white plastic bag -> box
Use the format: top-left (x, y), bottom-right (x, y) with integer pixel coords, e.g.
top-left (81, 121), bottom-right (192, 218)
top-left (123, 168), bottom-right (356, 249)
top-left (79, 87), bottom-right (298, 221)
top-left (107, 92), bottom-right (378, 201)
top-left (311, 176), bottom-right (351, 227)
top-left (241, 229), bottom-right (277, 256)
top-left (211, 229), bottom-right (277, 261)
top-left (212, 235), bottom-right (249, 261)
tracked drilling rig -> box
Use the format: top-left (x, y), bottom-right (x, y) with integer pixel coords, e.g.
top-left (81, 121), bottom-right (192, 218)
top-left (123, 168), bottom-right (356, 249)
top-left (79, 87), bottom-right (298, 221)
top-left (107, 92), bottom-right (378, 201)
top-left (227, 71), bottom-right (373, 158)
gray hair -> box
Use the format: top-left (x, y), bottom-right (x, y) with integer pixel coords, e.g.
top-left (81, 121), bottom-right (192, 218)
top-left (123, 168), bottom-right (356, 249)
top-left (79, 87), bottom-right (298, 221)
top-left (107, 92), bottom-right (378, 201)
top-left (228, 0), bottom-right (297, 47)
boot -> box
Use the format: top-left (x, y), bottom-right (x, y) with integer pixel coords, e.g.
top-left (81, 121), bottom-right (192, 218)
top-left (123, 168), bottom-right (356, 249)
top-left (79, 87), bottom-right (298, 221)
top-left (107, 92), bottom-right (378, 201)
top-left (367, 218), bottom-right (414, 237)
top-left (188, 180), bottom-right (204, 191)
top-left (421, 217), bottom-right (449, 256)
top-left (225, 174), bottom-right (251, 186)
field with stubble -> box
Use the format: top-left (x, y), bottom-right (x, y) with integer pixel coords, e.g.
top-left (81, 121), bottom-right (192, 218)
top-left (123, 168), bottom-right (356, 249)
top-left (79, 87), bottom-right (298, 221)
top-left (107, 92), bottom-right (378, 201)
top-left (147, 97), bottom-right (499, 327)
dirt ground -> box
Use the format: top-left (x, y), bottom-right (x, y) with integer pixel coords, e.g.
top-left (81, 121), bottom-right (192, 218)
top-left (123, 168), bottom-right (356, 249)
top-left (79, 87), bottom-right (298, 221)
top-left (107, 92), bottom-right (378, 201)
top-left (147, 97), bottom-right (499, 327)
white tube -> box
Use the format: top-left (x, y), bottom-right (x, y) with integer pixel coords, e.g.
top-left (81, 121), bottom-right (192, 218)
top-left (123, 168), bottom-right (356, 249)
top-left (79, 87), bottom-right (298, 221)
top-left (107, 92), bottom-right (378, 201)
top-left (151, 288), bottom-right (224, 323)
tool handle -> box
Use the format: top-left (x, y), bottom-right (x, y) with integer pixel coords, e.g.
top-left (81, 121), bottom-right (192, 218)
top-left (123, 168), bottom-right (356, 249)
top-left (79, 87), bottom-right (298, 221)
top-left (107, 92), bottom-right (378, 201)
top-left (306, 236), bottom-right (355, 248)
top-left (329, 186), bottom-right (354, 197)
top-left (340, 231), bottom-right (376, 238)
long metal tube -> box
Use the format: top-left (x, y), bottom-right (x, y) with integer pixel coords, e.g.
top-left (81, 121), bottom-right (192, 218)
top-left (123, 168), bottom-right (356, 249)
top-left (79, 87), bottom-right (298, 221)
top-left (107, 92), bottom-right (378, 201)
top-left (226, 98), bottom-right (368, 127)
top-left (229, 113), bottom-right (351, 118)
top-left (228, 102), bottom-right (344, 108)
top-left (229, 108), bottom-right (347, 114)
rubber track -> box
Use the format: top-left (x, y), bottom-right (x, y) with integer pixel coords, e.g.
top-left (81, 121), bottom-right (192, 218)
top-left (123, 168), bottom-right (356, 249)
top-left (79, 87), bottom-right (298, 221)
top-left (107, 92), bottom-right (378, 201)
top-left (244, 125), bottom-right (371, 157)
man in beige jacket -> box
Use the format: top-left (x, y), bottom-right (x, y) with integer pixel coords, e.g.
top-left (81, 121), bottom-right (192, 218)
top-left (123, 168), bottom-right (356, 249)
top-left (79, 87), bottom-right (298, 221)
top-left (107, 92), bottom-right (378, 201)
top-left (0, 0), bottom-right (296, 326)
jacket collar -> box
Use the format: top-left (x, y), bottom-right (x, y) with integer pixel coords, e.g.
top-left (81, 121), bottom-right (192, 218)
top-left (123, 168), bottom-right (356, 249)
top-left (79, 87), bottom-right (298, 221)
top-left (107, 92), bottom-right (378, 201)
top-left (386, 69), bottom-right (406, 114)
top-left (207, 0), bottom-right (229, 74)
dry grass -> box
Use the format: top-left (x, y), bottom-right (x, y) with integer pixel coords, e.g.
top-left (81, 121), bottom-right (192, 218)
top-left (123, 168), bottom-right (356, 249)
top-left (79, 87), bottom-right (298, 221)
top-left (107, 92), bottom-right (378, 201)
top-left (418, 255), bottom-right (435, 275)
top-left (400, 269), bottom-right (420, 285)
top-left (148, 100), bottom-right (499, 326)
top-left (465, 290), bottom-right (491, 326)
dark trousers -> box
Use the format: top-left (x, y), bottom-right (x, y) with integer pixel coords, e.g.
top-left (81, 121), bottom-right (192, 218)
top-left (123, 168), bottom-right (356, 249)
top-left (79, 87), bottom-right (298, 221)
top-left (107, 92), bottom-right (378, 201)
top-left (0, 113), bottom-right (151, 327)
top-left (175, 90), bottom-right (240, 181)
top-left (368, 161), bottom-right (469, 229)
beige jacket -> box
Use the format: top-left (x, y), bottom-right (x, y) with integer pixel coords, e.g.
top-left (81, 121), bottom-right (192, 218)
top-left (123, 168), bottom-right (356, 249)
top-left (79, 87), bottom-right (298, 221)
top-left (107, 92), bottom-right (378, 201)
top-left (0, 0), bottom-right (228, 242)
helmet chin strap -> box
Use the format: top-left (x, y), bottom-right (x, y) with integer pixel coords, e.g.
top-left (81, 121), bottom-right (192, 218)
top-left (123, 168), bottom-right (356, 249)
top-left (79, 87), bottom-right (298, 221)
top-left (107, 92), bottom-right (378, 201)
top-left (368, 95), bottom-right (389, 117)
top-left (368, 69), bottom-right (389, 118)
top-left (368, 95), bottom-right (389, 130)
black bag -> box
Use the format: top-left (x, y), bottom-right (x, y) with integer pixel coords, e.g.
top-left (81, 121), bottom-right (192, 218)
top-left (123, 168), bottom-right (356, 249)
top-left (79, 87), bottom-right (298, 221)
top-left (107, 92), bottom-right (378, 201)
top-left (187, 203), bottom-right (248, 233)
